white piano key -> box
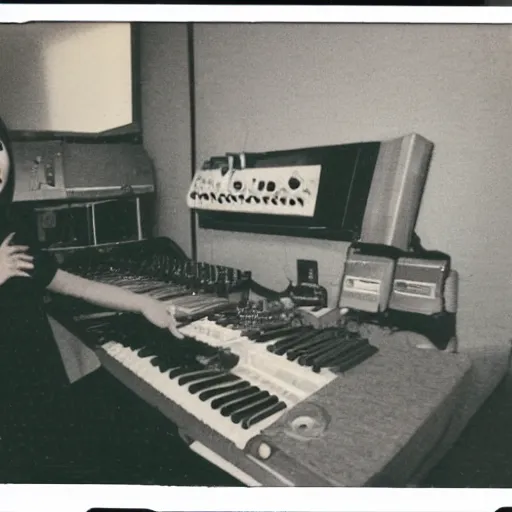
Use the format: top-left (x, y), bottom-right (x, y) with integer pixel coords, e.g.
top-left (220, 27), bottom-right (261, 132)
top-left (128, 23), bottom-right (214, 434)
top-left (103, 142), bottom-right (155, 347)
top-left (95, 309), bottom-right (340, 452)
top-left (103, 341), bottom-right (290, 449)
top-left (180, 319), bottom-right (336, 396)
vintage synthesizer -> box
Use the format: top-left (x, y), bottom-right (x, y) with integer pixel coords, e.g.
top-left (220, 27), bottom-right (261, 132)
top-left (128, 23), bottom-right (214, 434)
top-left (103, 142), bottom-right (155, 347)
top-left (188, 133), bottom-right (434, 250)
top-left (49, 237), bottom-right (252, 321)
top-left (47, 238), bottom-right (466, 486)
top-left (61, 299), bottom-right (383, 486)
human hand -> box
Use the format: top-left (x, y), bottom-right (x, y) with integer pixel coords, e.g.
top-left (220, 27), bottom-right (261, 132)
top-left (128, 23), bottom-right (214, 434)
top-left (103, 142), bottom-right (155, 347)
top-left (0, 232), bottom-right (34, 286)
top-left (141, 299), bottom-right (184, 339)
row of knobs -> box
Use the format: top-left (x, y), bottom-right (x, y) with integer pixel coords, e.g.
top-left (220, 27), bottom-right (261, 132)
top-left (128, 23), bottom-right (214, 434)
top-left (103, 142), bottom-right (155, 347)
top-left (190, 191), bottom-right (305, 207)
top-left (67, 251), bottom-right (250, 292)
top-left (191, 174), bottom-right (304, 204)
top-left (231, 176), bottom-right (302, 192)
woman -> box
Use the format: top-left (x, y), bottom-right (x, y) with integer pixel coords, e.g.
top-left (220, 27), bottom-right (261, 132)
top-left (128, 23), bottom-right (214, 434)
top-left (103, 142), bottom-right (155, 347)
top-left (0, 116), bottom-right (184, 481)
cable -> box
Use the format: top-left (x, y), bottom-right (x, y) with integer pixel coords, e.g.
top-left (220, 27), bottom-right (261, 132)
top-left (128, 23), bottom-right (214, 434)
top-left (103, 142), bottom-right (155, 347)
top-left (248, 278), bottom-right (292, 301)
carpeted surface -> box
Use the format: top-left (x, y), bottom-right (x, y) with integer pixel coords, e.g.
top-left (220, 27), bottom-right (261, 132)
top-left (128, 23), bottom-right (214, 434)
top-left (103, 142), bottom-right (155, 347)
top-left (5, 367), bottom-right (511, 487)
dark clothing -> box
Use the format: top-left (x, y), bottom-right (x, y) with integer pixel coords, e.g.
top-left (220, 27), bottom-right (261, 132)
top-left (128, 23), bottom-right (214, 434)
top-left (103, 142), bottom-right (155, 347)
top-left (0, 213), bottom-right (242, 485)
top-left (0, 216), bottom-right (68, 410)
top-left (0, 213), bottom-right (72, 480)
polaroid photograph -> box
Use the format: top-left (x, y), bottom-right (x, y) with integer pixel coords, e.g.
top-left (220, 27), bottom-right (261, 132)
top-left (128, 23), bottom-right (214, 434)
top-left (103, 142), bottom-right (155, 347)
top-left (0, 4), bottom-right (511, 512)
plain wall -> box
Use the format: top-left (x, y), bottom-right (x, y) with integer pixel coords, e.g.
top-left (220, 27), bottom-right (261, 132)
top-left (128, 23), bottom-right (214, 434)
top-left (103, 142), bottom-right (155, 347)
top-left (193, 23), bottom-right (512, 355)
top-left (140, 23), bottom-right (512, 370)
top-left (140, 23), bottom-right (193, 255)
top-left (0, 22), bottom-right (132, 133)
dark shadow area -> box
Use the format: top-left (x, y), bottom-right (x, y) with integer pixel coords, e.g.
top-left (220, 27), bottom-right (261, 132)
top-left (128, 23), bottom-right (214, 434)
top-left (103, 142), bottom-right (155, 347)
top-left (1, 368), bottom-right (244, 485)
top-left (422, 373), bottom-right (512, 488)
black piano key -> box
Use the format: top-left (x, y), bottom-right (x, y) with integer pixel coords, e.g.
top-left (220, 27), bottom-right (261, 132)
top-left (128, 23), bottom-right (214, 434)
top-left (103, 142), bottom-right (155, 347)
top-left (147, 343), bottom-right (173, 359)
top-left (210, 386), bottom-right (260, 410)
top-left (329, 340), bottom-right (370, 360)
top-left (298, 337), bottom-right (362, 367)
top-left (297, 344), bottom-right (337, 367)
top-left (310, 348), bottom-right (352, 373)
top-left (294, 346), bottom-right (334, 366)
top-left (149, 356), bottom-right (167, 371)
top-left (131, 339), bottom-right (149, 350)
top-left (149, 350), bottom-right (182, 372)
top-left (188, 374), bottom-right (240, 394)
top-left (260, 330), bottom-right (305, 349)
top-left (168, 365), bottom-right (204, 379)
top-left (113, 334), bottom-right (130, 348)
top-left (272, 329), bottom-right (337, 357)
top-left (131, 347), bottom-right (148, 359)
top-left (330, 344), bottom-right (379, 373)
top-left (220, 391), bottom-right (270, 417)
top-left (198, 381), bottom-right (250, 401)
top-left (240, 328), bottom-right (270, 340)
top-left (240, 324), bottom-right (274, 338)
top-left (178, 370), bottom-right (224, 386)
top-left (137, 343), bottom-right (162, 358)
top-left (242, 323), bottom-right (302, 340)
top-left (97, 335), bottom-right (115, 346)
top-left (294, 334), bottom-right (349, 357)
top-left (267, 329), bottom-right (328, 355)
top-left (328, 338), bottom-right (370, 362)
top-left (286, 335), bottom-right (342, 361)
top-left (151, 349), bottom-right (180, 371)
top-left (162, 361), bottom-right (182, 374)
top-left (119, 332), bottom-right (139, 347)
top-left (259, 321), bottom-right (299, 333)
top-left (231, 396), bottom-right (279, 424)
top-left (311, 340), bottom-right (369, 372)
top-left (241, 401), bottom-right (287, 430)
top-left (250, 325), bottom-right (310, 343)
top-left (286, 327), bottom-right (339, 345)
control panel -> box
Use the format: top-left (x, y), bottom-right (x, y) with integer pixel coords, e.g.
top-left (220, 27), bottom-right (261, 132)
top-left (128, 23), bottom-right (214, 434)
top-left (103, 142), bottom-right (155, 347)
top-left (338, 250), bottom-right (396, 314)
top-left (11, 140), bottom-right (155, 202)
top-left (12, 141), bottom-right (67, 202)
top-left (186, 165), bottom-right (321, 217)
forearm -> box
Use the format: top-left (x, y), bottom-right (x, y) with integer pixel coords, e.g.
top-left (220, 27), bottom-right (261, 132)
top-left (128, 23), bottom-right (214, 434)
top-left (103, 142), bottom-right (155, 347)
top-left (47, 269), bottom-right (153, 314)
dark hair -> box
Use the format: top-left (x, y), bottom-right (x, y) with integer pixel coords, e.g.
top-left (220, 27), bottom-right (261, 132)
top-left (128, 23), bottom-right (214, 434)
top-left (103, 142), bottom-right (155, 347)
top-left (0, 115), bottom-right (14, 207)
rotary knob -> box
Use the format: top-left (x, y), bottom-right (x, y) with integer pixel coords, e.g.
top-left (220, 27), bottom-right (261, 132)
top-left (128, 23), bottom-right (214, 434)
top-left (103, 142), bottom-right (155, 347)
top-left (257, 442), bottom-right (272, 460)
top-left (288, 176), bottom-right (301, 190)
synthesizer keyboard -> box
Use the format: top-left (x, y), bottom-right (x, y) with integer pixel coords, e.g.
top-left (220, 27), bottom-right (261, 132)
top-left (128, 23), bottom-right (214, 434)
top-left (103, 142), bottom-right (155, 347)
top-left (60, 307), bottom-right (473, 488)
top-left (76, 309), bottom-right (378, 452)
top-left (50, 238), bottom-right (251, 320)
top-left (76, 269), bottom-right (230, 318)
